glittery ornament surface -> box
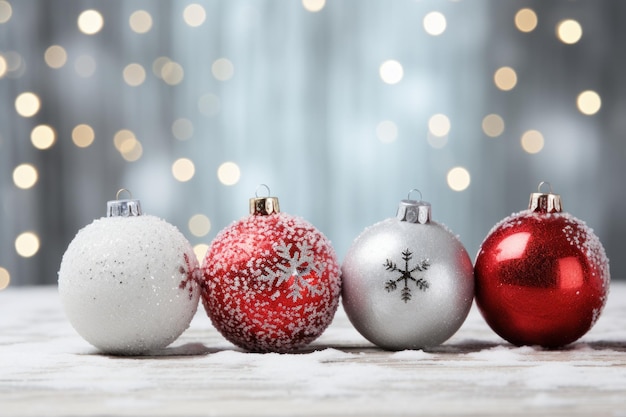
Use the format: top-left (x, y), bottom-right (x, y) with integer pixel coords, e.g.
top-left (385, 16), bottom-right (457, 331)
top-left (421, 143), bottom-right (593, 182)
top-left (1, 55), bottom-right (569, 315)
top-left (58, 215), bottom-right (201, 355)
top-left (342, 218), bottom-right (474, 350)
top-left (201, 212), bottom-right (341, 352)
top-left (475, 210), bottom-right (610, 348)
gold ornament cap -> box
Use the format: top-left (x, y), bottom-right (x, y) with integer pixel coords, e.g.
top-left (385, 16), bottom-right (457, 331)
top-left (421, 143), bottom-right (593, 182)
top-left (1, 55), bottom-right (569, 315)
top-left (249, 184), bottom-right (280, 216)
top-left (396, 189), bottom-right (431, 224)
top-left (107, 189), bottom-right (142, 217)
top-left (528, 181), bottom-right (563, 214)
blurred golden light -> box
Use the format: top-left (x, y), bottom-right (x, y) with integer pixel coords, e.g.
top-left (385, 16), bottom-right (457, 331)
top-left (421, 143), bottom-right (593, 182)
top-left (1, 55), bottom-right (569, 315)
top-left (183, 4), bottom-right (206, 27)
top-left (557, 19), bottom-right (582, 44)
top-left (78, 9), bottom-right (104, 35)
top-left (379, 60), bottom-right (403, 85)
top-left (172, 158), bottom-right (196, 182)
top-left (193, 244), bottom-right (209, 263)
top-left (577, 90), bottom-right (601, 115)
top-left (0, 54), bottom-right (6, 78)
top-left (44, 45), bottom-right (67, 69)
top-left (123, 63), bottom-right (146, 87)
top-left (152, 56), bottom-right (171, 78)
top-left (172, 118), bottom-right (194, 140)
top-left (75, 55), bottom-right (96, 78)
top-left (161, 61), bottom-right (184, 85)
top-left (494, 66), bottom-right (517, 91)
top-left (4, 51), bottom-right (23, 76)
top-left (302, 0), bottom-right (326, 12)
top-left (428, 114), bottom-right (451, 137)
top-left (15, 92), bottom-right (41, 118)
top-left (0, 267), bottom-right (10, 290)
top-left (427, 132), bottom-right (448, 149)
top-left (188, 214), bottom-right (212, 237)
top-left (217, 161), bottom-right (241, 186)
top-left (212, 58), bottom-right (234, 81)
top-left (113, 129), bottom-right (135, 151)
top-left (129, 10), bottom-right (152, 34)
top-left (119, 138), bottom-right (143, 162)
top-left (0, 0), bottom-right (12, 23)
top-left (13, 164), bottom-right (38, 189)
top-left (15, 232), bottom-right (40, 258)
top-left (515, 8), bottom-right (537, 33)
top-left (72, 124), bottom-right (95, 148)
top-left (198, 93), bottom-right (221, 117)
top-left (520, 129), bottom-right (544, 154)
top-left (482, 114), bottom-right (505, 137)
top-left (31, 125), bottom-right (56, 150)
top-left (447, 167), bottom-right (471, 192)
top-left (423, 11), bottom-right (446, 36)
top-left (376, 120), bottom-right (398, 143)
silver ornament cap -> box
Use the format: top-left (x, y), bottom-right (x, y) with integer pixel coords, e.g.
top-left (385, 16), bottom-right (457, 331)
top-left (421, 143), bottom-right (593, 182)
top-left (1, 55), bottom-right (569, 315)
top-left (396, 190), bottom-right (431, 224)
top-left (107, 189), bottom-right (142, 217)
top-left (528, 181), bottom-right (562, 214)
top-left (249, 184), bottom-right (280, 216)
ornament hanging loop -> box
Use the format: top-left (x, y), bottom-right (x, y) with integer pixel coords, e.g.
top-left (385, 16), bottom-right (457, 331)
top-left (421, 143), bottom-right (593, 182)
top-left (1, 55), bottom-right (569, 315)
top-left (407, 188), bottom-right (423, 202)
top-left (397, 188), bottom-right (431, 224)
top-left (250, 184), bottom-right (280, 216)
top-left (529, 181), bottom-right (562, 214)
top-left (255, 184), bottom-right (271, 198)
top-left (116, 188), bottom-right (133, 200)
top-left (537, 181), bottom-right (553, 194)
top-left (107, 188), bottom-right (142, 217)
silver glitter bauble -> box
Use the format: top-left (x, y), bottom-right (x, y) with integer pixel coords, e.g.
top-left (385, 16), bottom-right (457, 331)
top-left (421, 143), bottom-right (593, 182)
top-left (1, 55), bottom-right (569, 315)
top-left (341, 193), bottom-right (474, 350)
top-left (58, 190), bottom-right (201, 355)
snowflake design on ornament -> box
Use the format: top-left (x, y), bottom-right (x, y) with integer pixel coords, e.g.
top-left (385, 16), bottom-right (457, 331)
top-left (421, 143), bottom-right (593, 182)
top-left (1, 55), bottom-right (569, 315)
top-left (178, 253), bottom-right (202, 299)
top-left (259, 241), bottom-right (323, 301)
top-left (384, 249), bottom-right (430, 303)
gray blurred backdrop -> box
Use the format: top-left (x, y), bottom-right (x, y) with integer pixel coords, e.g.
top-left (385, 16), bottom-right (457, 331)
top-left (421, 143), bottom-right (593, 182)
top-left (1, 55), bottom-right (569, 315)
top-left (1, 0), bottom-right (625, 287)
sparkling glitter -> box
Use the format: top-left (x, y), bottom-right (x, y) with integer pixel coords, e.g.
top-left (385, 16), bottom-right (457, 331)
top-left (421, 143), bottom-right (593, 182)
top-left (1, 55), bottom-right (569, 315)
top-left (201, 212), bottom-right (340, 353)
top-left (58, 215), bottom-right (200, 355)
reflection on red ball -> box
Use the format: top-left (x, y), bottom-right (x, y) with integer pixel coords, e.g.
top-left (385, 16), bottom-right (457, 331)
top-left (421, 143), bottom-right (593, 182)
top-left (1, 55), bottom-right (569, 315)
top-left (201, 212), bottom-right (340, 352)
top-left (474, 211), bottom-right (610, 348)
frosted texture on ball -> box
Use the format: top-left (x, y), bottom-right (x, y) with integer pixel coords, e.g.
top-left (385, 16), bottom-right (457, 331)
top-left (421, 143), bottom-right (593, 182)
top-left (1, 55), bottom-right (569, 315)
top-left (58, 215), bottom-right (200, 355)
top-left (202, 212), bottom-right (341, 352)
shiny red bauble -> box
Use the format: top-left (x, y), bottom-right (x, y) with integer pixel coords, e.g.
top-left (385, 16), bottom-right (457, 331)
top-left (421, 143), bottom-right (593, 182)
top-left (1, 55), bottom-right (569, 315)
top-left (201, 193), bottom-right (340, 352)
top-left (474, 185), bottom-right (610, 348)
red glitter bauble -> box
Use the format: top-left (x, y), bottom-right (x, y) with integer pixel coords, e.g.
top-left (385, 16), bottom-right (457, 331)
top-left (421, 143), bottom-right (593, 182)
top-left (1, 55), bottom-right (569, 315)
top-left (201, 194), bottom-right (340, 352)
top-left (474, 184), bottom-right (610, 348)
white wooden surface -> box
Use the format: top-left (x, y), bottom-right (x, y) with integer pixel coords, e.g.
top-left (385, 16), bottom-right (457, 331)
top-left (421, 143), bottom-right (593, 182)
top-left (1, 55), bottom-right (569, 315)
top-left (1, 284), bottom-right (625, 417)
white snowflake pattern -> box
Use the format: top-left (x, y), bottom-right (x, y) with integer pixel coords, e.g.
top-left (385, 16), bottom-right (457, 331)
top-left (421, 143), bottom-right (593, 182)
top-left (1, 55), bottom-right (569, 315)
top-left (259, 240), bottom-right (323, 301)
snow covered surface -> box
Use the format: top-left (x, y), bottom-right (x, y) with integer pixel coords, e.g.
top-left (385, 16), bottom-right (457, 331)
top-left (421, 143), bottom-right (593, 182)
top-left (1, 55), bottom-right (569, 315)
top-left (1, 284), bottom-right (626, 416)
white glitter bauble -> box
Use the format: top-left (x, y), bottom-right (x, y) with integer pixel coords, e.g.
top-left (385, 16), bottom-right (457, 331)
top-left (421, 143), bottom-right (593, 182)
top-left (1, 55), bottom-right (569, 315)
top-left (341, 194), bottom-right (474, 350)
top-left (58, 194), bottom-right (200, 355)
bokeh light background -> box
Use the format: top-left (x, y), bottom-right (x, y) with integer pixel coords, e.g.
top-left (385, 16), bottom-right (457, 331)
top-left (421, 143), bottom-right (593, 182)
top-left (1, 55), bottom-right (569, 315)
top-left (1, 0), bottom-right (625, 288)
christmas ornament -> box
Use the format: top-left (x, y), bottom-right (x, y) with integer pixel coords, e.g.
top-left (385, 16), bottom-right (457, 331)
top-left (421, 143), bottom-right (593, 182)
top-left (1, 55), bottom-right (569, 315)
top-left (474, 182), bottom-right (610, 348)
top-left (58, 189), bottom-right (201, 355)
top-left (341, 190), bottom-right (474, 350)
top-left (201, 185), bottom-right (341, 352)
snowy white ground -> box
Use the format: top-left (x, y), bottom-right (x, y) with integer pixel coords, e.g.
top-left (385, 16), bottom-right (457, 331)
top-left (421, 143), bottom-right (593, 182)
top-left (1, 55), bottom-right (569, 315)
top-left (1, 284), bottom-right (625, 417)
